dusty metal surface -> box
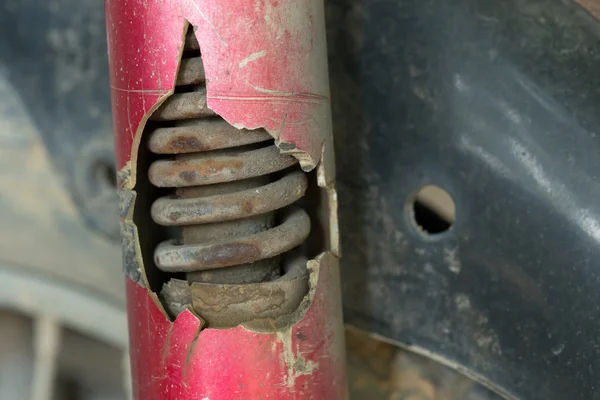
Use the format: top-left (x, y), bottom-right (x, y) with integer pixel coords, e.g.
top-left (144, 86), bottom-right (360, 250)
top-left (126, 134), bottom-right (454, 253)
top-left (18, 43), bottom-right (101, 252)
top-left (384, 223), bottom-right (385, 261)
top-left (149, 90), bottom-right (217, 122)
top-left (149, 145), bottom-right (299, 187)
top-left (152, 171), bottom-right (308, 225)
top-left (329, 0), bottom-right (600, 398)
top-left (148, 120), bottom-right (272, 154)
top-left (155, 208), bottom-right (311, 272)
top-left (176, 58), bottom-right (206, 86)
top-left (190, 257), bottom-right (309, 327)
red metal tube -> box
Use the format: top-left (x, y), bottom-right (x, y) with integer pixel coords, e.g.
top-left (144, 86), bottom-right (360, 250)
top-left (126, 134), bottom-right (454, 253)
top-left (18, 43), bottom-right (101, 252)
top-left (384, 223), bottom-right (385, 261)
top-left (106, 0), bottom-right (346, 399)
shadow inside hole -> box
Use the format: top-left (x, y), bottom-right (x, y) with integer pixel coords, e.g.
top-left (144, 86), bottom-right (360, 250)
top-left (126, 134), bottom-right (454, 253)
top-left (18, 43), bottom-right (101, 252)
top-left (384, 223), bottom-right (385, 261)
top-left (412, 185), bottom-right (455, 235)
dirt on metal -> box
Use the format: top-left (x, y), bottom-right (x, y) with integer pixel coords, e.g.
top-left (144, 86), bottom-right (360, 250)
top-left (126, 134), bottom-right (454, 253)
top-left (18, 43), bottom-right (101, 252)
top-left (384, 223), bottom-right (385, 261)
top-left (191, 258), bottom-right (309, 327)
top-left (154, 208), bottom-right (310, 272)
top-left (149, 121), bottom-right (272, 154)
top-left (152, 171), bottom-right (307, 226)
top-left (149, 90), bottom-right (217, 122)
top-left (149, 145), bottom-right (297, 187)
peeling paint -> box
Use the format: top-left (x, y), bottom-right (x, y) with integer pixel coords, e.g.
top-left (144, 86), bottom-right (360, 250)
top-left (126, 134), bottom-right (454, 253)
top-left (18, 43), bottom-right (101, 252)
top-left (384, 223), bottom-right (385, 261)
top-left (277, 327), bottom-right (319, 389)
top-left (117, 160), bottom-right (134, 189)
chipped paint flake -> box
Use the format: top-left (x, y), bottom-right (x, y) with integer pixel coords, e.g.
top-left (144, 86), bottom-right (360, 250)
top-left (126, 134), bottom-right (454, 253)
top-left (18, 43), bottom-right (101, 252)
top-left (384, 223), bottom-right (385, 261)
top-left (277, 328), bottom-right (319, 389)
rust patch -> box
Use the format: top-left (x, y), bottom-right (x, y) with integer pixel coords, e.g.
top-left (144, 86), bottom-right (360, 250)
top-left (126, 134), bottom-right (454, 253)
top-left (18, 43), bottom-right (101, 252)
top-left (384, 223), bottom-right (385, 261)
top-left (242, 252), bottom-right (331, 333)
top-left (198, 242), bottom-right (262, 268)
top-left (193, 158), bottom-right (244, 176)
top-left (166, 135), bottom-right (204, 153)
top-left (168, 210), bottom-right (182, 221)
top-left (149, 157), bottom-right (244, 187)
top-left (179, 170), bottom-right (198, 183)
top-left (149, 145), bottom-right (297, 188)
top-left (241, 199), bottom-right (254, 214)
top-left (154, 208), bottom-right (310, 272)
top-left (151, 170), bottom-right (307, 226)
top-left (195, 284), bottom-right (286, 312)
top-left (149, 122), bottom-right (273, 154)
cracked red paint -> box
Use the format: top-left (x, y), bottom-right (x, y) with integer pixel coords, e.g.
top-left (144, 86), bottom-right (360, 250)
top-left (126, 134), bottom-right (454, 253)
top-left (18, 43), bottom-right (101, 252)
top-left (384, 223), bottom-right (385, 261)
top-left (126, 254), bottom-right (346, 399)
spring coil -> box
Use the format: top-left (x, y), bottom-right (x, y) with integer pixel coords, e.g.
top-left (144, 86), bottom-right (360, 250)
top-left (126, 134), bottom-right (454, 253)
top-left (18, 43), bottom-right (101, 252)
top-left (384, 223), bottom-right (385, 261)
top-left (146, 29), bottom-right (310, 325)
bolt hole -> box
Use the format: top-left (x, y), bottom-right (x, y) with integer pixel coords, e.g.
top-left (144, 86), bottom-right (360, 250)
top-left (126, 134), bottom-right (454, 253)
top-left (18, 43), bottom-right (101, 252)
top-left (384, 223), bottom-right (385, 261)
top-left (94, 161), bottom-right (117, 189)
top-left (411, 185), bottom-right (455, 235)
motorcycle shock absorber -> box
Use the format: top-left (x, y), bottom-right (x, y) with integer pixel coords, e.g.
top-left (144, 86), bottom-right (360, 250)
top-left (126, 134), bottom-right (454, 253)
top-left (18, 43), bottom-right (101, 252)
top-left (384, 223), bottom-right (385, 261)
top-left (147, 31), bottom-right (311, 327)
top-left (106, 0), bottom-right (346, 398)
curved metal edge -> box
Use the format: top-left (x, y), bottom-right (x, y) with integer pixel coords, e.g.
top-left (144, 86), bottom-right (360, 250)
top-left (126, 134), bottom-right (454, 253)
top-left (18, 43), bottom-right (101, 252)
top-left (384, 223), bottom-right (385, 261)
top-left (345, 325), bottom-right (512, 400)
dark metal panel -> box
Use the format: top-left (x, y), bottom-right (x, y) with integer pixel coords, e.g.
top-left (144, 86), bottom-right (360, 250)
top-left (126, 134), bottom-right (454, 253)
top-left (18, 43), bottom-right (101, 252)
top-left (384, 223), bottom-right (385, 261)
top-left (329, 0), bottom-right (600, 398)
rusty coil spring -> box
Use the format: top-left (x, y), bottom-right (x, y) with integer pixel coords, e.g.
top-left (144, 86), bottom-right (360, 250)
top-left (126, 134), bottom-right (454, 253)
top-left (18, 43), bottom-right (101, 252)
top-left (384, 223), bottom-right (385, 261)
top-left (146, 29), bottom-right (310, 325)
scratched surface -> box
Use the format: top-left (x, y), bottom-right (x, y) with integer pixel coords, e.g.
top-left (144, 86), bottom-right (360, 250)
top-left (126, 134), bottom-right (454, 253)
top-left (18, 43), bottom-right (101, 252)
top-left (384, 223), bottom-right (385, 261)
top-left (106, 0), bottom-right (331, 173)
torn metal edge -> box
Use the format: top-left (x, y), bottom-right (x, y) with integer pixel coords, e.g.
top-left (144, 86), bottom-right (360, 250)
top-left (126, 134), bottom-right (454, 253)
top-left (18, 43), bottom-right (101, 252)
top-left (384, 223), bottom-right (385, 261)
top-left (118, 20), bottom-right (340, 333)
top-left (116, 21), bottom-right (191, 289)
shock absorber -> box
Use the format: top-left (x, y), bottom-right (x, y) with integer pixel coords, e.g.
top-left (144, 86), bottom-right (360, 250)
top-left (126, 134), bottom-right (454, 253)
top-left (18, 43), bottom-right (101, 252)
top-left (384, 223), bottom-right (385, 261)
top-left (146, 30), bottom-right (311, 327)
top-left (107, 1), bottom-right (346, 398)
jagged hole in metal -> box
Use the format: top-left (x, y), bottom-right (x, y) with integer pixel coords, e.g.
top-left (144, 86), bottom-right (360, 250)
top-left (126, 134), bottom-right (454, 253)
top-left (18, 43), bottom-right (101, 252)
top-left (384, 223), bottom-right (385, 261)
top-left (144, 26), bottom-right (311, 327)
